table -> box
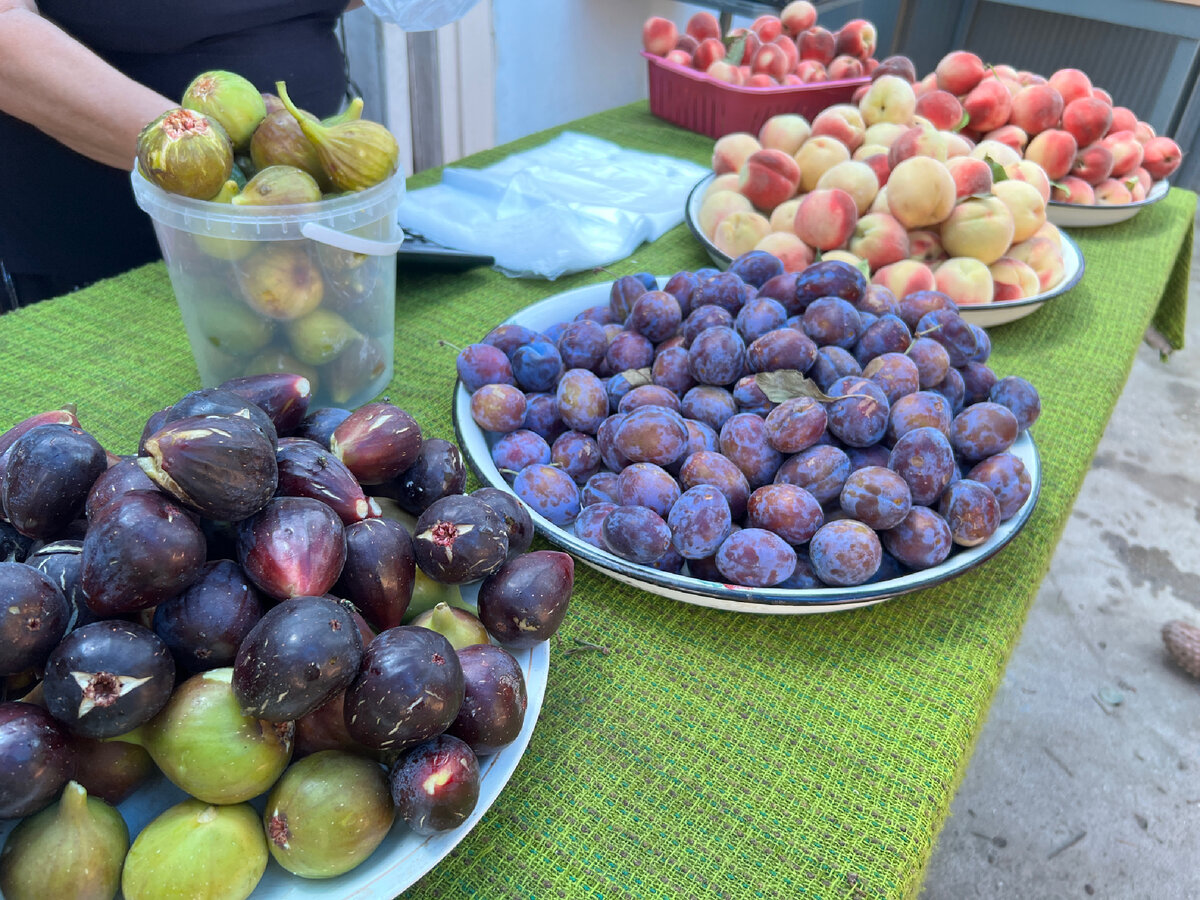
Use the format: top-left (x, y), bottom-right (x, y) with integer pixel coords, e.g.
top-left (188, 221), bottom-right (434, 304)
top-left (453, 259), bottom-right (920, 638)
top-left (0, 102), bottom-right (1194, 899)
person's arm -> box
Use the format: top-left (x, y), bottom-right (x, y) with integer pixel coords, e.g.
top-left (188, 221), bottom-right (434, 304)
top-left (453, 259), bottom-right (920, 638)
top-left (0, 0), bottom-right (176, 169)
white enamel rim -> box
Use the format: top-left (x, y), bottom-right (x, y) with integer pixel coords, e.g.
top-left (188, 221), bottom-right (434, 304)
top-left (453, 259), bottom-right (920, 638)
top-left (0, 629), bottom-right (549, 899)
top-left (452, 280), bottom-right (1043, 616)
top-left (683, 174), bottom-right (1086, 329)
top-left (1046, 179), bottom-right (1169, 228)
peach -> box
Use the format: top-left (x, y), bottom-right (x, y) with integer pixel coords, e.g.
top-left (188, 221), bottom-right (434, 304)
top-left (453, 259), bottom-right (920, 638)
top-left (935, 256), bottom-right (994, 306)
top-left (1008, 84), bottom-right (1064, 136)
top-left (1006, 236), bottom-right (1064, 290)
top-left (849, 212), bottom-right (910, 269)
top-left (797, 27), bottom-right (836, 65)
top-left (1070, 142), bottom-right (1114, 186)
top-left (943, 132), bottom-right (974, 158)
top-left (751, 14), bottom-right (784, 42)
top-left (794, 135), bottom-right (852, 192)
top-left (859, 75), bottom-right (917, 126)
top-left (863, 122), bottom-right (907, 148)
top-left (991, 179), bottom-right (1046, 243)
top-left (642, 17), bottom-right (679, 56)
top-left (693, 38), bottom-right (727, 71)
top-left (816, 160), bottom-right (880, 213)
top-left (712, 133), bottom-right (762, 175)
top-left (907, 229), bottom-right (947, 264)
top-left (1130, 167), bottom-right (1153, 195)
top-left (936, 50), bottom-right (986, 95)
top-left (704, 172), bottom-right (741, 200)
top-left (854, 143), bottom-right (889, 162)
top-left (1061, 97), bottom-right (1113, 148)
top-left (852, 84), bottom-right (871, 104)
top-left (1016, 70), bottom-right (1047, 87)
top-left (1129, 179), bottom-right (1147, 202)
top-left (1094, 177), bottom-right (1133, 205)
top-left (665, 49), bottom-right (692, 67)
top-left (821, 250), bottom-right (865, 269)
top-left (1094, 86), bottom-right (1113, 104)
top-left (771, 34), bottom-right (799, 72)
top-left (872, 258), bottom-right (936, 297)
top-left (738, 149), bottom-right (802, 211)
top-left (887, 124), bottom-right (949, 167)
top-left (1049, 176), bottom-right (1095, 205)
top-left (872, 54), bottom-right (917, 83)
top-left (1107, 106), bottom-right (1137, 136)
top-left (858, 151), bottom-right (892, 186)
top-left (769, 197), bottom-right (803, 232)
top-left (886, 155), bottom-right (956, 229)
top-left (1004, 159), bottom-right (1051, 203)
top-left (946, 156), bottom-right (993, 198)
top-left (755, 231), bottom-right (813, 273)
top-left (982, 124), bottom-right (1028, 154)
top-left (962, 78), bottom-right (1013, 133)
top-left (1048, 68), bottom-right (1092, 106)
top-left (713, 210), bottom-right (772, 257)
top-left (914, 72), bottom-right (939, 97)
top-left (828, 56), bottom-right (865, 80)
top-left (1133, 120), bottom-right (1157, 144)
top-left (759, 114), bottom-right (812, 156)
top-left (811, 104), bottom-right (867, 152)
top-left (989, 257), bottom-right (1041, 302)
top-left (729, 30), bottom-right (763, 63)
top-left (687, 12), bottom-right (721, 43)
top-left (1024, 129), bottom-right (1077, 180)
top-left (1142, 136), bottom-right (1183, 181)
top-left (835, 19), bottom-right (877, 60)
top-left (751, 43), bottom-right (792, 81)
top-left (746, 74), bottom-right (778, 88)
top-left (1034, 221), bottom-right (1063, 248)
top-left (699, 190), bottom-right (754, 236)
top-left (1100, 130), bottom-right (1144, 177)
top-left (794, 60), bottom-right (828, 83)
top-left (782, 73), bottom-right (805, 86)
top-left (939, 195), bottom-right (1015, 265)
top-left (781, 1), bottom-right (818, 36)
top-left (992, 64), bottom-right (1019, 81)
top-left (707, 60), bottom-right (742, 85)
top-left (969, 139), bottom-right (1021, 169)
top-left (793, 188), bottom-right (859, 250)
top-left (869, 185), bottom-right (890, 214)
top-left (915, 90), bottom-right (966, 132)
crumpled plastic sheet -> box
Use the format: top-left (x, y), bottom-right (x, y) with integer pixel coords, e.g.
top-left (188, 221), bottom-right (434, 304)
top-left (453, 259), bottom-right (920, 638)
top-left (396, 132), bottom-right (709, 279)
top-left (360, 0), bottom-right (481, 30)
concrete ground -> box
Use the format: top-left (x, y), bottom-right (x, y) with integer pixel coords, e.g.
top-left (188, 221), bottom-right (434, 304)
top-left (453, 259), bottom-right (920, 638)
top-left (919, 215), bottom-right (1200, 899)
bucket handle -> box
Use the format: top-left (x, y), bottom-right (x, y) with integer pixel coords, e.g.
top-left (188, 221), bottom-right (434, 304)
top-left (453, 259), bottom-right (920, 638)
top-left (300, 222), bottom-right (405, 255)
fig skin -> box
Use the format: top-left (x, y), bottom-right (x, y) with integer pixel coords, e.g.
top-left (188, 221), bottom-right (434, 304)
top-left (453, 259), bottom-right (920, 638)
top-left (410, 602), bottom-right (490, 650)
top-left (122, 798), bottom-right (268, 900)
top-left (233, 164), bottom-right (322, 206)
top-left (377, 437), bottom-right (466, 515)
top-left (0, 780), bottom-right (128, 900)
top-left (164, 387), bottom-right (279, 448)
top-left (333, 517), bottom-right (415, 632)
top-left (26, 540), bottom-right (98, 633)
top-left (237, 243), bottom-right (325, 321)
top-left (2, 423), bottom-right (108, 540)
top-left (236, 496), bottom-right (347, 600)
top-left (0, 562), bottom-right (70, 676)
top-left (275, 437), bottom-right (381, 524)
top-left (264, 749), bottom-right (395, 879)
top-left (152, 558), bottom-right (265, 673)
top-left (219, 372), bottom-right (314, 436)
top-left (447, 643), bottom-right (528, 756)
top-left (412, 493), bottom-right (509, 585)
top-left (249, 108), bottom-right (329, 189)
top-left (68, 734), bottom-right (155, 805)
top-left (0, 701), bottom-right (74, 819)
top-left (137, 107), bottom-right (234, 200)
top-left (294, 406), bottom-right (352, 449)
top-left (120, 667), bottom-right (293, 805)
top-left (232, 595), bottom-right (364, 722)
top-left (331, 401), bottom-right (422, 484)
top-left (388, 734), bottom-right (480, 834)
top-left (79, 490), bottom-right (207, 616)
top-left (84, 457), bottom-right (158, 522)
top-left (182, 70), bottom-right (267, 151)
top-left (472, 486), bottom-right (534, 559)
top-left (477, 550), bottom-right (574, 649)
top-left (42, 619), bottom-right (175, 739)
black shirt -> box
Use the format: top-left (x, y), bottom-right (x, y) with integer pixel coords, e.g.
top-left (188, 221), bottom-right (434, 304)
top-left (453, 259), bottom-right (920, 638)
top-left (0, 0), bottom-right (349, 303)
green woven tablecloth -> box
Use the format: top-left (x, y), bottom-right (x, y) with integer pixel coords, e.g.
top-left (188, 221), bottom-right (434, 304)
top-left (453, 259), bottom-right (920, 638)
top-left (0, 102), bottom-right (1193, 899)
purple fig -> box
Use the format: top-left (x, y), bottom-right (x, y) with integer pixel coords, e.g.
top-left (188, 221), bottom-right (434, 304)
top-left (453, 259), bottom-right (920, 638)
top-left (447, 643), bottom-right (528, 756)
top-left (412, 494), bottom-right (508, 585)
top-left (333, 517), bottom-right (415, 632)
top-left (275, 437), bottom-right (380, 524)
top-left (151, 559), bottom-right (265, 673)
top-left (294, 406), bottom-right (352, 449)
top-left (0, 701), bottom-right (74, 819)
top-left (68, 735), bottom-right (154, 805)
top-left (388, 734), bottom-right (479, 834)
top-left (330, 402), bottom-right (421, 484)
top-left (0, 562), bottom-right (69, 676)
top-left (163, 387), bottom-right (278, 448)
top-left (83, 457), bottom-right (157, 522)
top-left (2, 424), bottom-right (108, 540)
top-left (378, 437), bottom-right (465, 515)
top-left (477, 550), bottom-right (574, 648)
top-left (218, 372), bottom-right (313, 436)
top-left (236, 496), bottom-right (346, 600)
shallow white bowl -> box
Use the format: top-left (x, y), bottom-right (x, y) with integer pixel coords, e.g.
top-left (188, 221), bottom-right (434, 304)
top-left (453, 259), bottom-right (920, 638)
top-left (452, 280), bottom-right (1043, 616)
top-left (1046, 179), bottom-right (1169, 228)
top-left (683, 174), bottom-right (1086, 329)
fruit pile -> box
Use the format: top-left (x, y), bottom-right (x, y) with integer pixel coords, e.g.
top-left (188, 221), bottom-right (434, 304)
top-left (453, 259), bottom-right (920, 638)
top-left (642, 2), bottom-right (883, 87)
top-left (911, 51), bottom-right (1182, 206)
top-left (460, 256), bottom-right (1039, 590)
top-left (135, 70), bottom-right (404, 410)
top-left (0, 374), bottom-right (572, 899)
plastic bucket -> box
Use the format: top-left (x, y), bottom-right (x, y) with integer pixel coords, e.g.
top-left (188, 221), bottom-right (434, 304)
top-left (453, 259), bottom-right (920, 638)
top-left (132, 168), bottom-right (405, 409)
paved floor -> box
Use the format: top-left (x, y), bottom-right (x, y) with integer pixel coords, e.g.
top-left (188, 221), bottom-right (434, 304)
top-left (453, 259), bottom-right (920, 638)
top-left (919, 214), bottom-right (1200, 899)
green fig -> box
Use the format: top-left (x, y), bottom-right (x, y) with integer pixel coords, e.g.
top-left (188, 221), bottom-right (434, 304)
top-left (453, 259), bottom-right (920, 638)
top-left (233, 164), bottom-right (322, 207)
top-left (137, 107), bottom-right (233, 200)
top-left (182, 70), bottom-right (267, 151)
top-left (236, 243), bottom-right (324, 320)
top-left (264, 749), bottom-right (395, 878)
top-left (411, 602), bottom-right (491, 650)
top-left (193, 179), bottom-right (256, 261)
top-left (402, 567), bottom-right (475, 624)
top-left (285, 306), bottom-right (359, 366)
top-left (116, 667), bottom-right (293, 805)
top-left (276, 81), bottom-right (399, 192)
top-left (0, 780), bottom-right (128, 900)
top-left (122, 799), bottom-right (267, 900)
top-left (194, 290), bottom-right (276, 354)
top-left (324, 333), bottom-right (388, 406)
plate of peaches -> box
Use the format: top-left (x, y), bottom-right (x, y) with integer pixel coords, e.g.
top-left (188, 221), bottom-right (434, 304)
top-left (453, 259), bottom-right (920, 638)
top-left (685, 171), bottom-right (1085, 329)
top-left (1046, 177), bottom-right (1169, 228)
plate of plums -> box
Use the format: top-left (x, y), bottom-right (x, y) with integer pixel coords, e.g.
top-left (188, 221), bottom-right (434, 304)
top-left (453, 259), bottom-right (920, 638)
top-left (451, 258), bottom-right (1044, 615)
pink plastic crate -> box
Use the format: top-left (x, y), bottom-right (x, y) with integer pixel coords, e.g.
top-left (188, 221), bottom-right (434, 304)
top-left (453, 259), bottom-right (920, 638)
top-left (644, 51), bottom-right (869, 140)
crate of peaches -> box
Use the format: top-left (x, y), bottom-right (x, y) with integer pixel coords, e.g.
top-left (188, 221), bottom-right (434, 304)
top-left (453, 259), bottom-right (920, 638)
top-left (640, 1), bottom-right (886, 139)
top-left (689, 60), bottom-right (1085, 319)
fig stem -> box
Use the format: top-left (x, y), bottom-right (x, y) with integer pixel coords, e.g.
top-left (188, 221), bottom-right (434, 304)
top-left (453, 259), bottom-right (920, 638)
top-left (562, 637), bottom-right (610, 657)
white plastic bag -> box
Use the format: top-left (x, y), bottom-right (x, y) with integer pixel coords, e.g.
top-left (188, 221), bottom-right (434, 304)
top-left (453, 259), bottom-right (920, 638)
top-left (360, 0), bottom-right (480, 30)
top-left (396, 132), bottom-right (709, 279)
